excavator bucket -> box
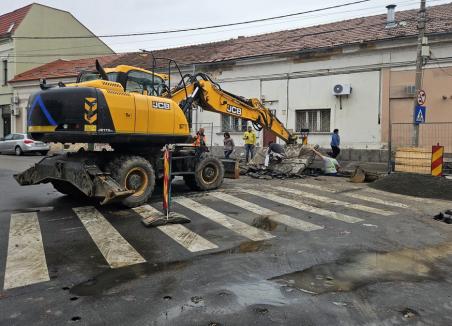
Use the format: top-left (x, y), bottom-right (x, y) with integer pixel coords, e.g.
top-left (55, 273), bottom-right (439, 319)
top-left (14, 153), bottom-right (134, 205)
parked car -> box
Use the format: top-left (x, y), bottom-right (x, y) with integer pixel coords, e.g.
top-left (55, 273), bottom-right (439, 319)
top-left (0, 133), bottom-right (50, 156)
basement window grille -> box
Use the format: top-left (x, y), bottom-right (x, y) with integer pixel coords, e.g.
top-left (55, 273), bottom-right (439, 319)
top-left (295, 109), bottom-right (331, 133)
top-left (221, 115), bottom-right (247, 132)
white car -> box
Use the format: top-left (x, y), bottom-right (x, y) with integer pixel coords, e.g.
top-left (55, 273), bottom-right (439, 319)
top-left (0, 133), bottom-right (50, 156)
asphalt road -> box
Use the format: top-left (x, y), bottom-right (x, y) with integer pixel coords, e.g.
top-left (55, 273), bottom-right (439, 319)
top-left (1, 155), bottom-right (452, 326)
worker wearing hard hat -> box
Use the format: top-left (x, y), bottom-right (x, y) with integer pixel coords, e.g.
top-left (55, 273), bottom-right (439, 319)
top-left (243, 126), bottom-right (256, 163)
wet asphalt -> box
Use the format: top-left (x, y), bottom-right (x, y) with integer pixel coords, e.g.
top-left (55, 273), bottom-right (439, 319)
top-left (1, 155), bottom-right (452, 326)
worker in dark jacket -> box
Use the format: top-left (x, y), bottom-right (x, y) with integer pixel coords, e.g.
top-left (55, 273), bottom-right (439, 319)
top-left (264, 141), bottom-right (286, 167)
top-left (223, 132), bottom-right (234, 159)
top-left (329, 129), bottom-right (340, 158)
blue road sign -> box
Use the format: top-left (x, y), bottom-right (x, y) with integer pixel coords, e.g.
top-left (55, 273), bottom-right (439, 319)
top-left (414, 105), bottom-right (426, 124)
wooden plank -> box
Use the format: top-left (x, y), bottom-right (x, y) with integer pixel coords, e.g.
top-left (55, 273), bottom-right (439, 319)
top-left (394, 158), bottom-right (431, 167)
top-left (396, 147), bottom-right (431, 153)
top-left (395, 152), bottom-right (431, 159)
top-left (395, 164), bottom-right (430, 174)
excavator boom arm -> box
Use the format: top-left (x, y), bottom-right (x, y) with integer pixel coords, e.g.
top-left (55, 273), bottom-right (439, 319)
top-left (171, 78), bottom-right (297, 144)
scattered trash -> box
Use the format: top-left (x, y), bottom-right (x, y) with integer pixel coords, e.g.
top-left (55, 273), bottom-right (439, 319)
top-left (332, 301), bottom-right (348, 306)
top-left (254, 307), bottom-right (269, 314)
top-left (401, 308), bottom-right (419, 319)
top-left (190, 296), bottom-right (204, 304)
top-left (433, 211), bottom-right (452, 224)
top-left (362, 223), bottom-right (378, 228)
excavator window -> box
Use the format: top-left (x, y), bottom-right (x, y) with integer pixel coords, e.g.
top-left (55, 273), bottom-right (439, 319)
top-left (125, 70), bottom-right (165, 96)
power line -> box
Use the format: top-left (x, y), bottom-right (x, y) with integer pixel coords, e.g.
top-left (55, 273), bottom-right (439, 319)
top-left (13, 0), bottom-right (425, 55)
top-left (5, 15), bottom-right (444, 58)
top-left (11, 0), bottom-right (371, 39)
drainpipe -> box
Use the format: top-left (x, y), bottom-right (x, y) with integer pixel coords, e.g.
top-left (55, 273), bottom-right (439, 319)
top-left (286, 74), bottom-right (290, 129)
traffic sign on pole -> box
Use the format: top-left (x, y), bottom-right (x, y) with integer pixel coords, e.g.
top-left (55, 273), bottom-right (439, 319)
top-left (414, 105), bottom-right (426, 124)
top-left (417, 89), bottom-right (426, 105)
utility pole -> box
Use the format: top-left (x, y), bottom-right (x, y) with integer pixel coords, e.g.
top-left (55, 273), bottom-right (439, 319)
top-left (413, 0), bottom-right (426, 146)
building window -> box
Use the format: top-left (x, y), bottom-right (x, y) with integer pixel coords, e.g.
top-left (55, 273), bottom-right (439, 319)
top-left (3, 60), bottom-right (7, 86)
top-left (295, 109), bottom-right (331, 133)
top-left (222, 115), bottom-right (247, 132)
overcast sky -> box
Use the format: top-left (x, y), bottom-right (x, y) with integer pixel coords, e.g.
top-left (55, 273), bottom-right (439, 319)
top-left (2, 0), bottom-right (450, 53)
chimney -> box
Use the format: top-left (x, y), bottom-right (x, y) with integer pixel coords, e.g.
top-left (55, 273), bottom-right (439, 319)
top-left (385, 4), bottom-right (397, 28)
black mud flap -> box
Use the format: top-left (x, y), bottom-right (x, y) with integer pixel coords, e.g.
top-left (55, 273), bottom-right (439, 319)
top-left (14, 153), bottom-right (133, 205)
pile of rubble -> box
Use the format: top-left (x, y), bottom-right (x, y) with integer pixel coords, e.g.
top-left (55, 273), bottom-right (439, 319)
top-left (240, 144), bottom-right (317, 179)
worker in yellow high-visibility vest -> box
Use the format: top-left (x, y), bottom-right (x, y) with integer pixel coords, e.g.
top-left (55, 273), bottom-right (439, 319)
top-left (243, 126), bottom-right (256, 163)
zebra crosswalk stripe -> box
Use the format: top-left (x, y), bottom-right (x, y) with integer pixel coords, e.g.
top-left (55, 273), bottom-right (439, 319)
top-left (209, 192), bottom-right (323, 232)
top-left (293, 183), bottom-right (410, 208)
top-left (174, 197), bottom-right (275, 241)
top-left (341, 193), bottom-right (409, 209)
top-left (133, 205), bottom-right (218, 252)
top-left (3, 212), bottom-right (50, 290)
top-left (242, 189), bottom-right (363, 224)
top-left (73, 206), bottom-right (146, 268)
top-left (273, 186), bottom-right (395, 216)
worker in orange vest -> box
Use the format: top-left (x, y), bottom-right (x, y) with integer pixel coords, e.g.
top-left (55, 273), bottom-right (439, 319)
top-left (193, 127), bottom-right (208, 155)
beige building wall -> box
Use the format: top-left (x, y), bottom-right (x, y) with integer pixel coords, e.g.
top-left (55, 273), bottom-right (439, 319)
top-left (12, 4), bottom-right (113, 75)
top-left (0, 3), bottom-right (114, 135)
top-left (381, 65), bottom-right (452, 152)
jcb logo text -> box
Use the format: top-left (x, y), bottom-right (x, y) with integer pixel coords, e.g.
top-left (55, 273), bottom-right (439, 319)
top-left (227, 105), bottom-right (242, 116)
top-left (152, 101), bottom-right (170, 110)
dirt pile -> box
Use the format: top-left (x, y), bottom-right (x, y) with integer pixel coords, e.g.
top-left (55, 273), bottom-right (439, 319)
top-left (370, 173), bottom-right (452, 200)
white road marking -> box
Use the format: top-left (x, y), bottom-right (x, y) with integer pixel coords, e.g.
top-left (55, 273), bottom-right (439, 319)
top-left (292, 183), bottom-right (410, 208)
top-left (342, 193), bottom-right (409, 209)
top-left (133, 205), bottom-right (218, 252)
top-left (209, 192), bottom-right (323, 232)
top-left (241, 189), bottom-right (363, 224)
top-left (73, 206), bottom-right (145, 268)
top-left (364, 188), bottom-right (435, 203)
top-left (174, 197), bottom-right (275, 241)
top-left (4, 212), bottom-right (50, 290)
top-left (274, 186), bottom-right (395, 216)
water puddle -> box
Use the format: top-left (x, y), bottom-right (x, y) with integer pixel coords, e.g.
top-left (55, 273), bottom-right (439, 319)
top-left (71, 240), bottom-right (270, 296)
top-left (270, 242), bottom-right (452, 294)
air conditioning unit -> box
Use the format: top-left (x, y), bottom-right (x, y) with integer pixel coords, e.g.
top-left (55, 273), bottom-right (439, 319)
top-left (11, 95), bottom-right (19, 104)
top-left (11, 108), bottom-right (20, 117)
top-left (333, 84), bottom-right (352, 96)
top-left (405, 85), bottom-right (416, 96)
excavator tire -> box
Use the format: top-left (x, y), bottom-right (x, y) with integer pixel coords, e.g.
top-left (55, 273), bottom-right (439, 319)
top-left (106, 156), bottom-right (155, 208)
top-left (184, 156), bottom-right (224, 191)
top-left (51, 180), bottom-right (85, 197)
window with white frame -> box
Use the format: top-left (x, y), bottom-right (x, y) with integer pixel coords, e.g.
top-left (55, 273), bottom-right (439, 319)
top-left (221, 115), bottom-right (247, 132)
top-left (295, 109), bottom-right (331, 133)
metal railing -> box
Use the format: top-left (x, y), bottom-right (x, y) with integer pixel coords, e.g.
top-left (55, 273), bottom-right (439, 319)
top-left (390, 122), bottom-right (452, 153)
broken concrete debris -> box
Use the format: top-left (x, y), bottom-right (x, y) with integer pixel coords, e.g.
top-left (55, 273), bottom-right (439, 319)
top-left (240, 144), bottom-right (317, 179)
top-left (433, 211), bottom-right (452, 224)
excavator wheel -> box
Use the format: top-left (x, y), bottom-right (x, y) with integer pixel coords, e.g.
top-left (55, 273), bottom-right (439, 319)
top-left (106, 156), bottom-right (155, 208)
top-left (51, 180), bottom-right (86, 197)
top-left (184, 156), bottom-right (224, 191)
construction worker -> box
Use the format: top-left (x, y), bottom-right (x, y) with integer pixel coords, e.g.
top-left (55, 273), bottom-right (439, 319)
top-left (328, 129), bottom-right (341, 158)
top-left (311, 147), bottom-right (340, 176)
top-left (243, 125), bottom-right (256, 162)
top-left (264, 141), bottom-right (286, 168)
top-left (193, 127), bottom-right (208, 156)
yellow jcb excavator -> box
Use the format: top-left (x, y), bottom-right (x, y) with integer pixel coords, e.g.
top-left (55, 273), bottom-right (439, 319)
top-left (15, 60), bottom-right (297, 207)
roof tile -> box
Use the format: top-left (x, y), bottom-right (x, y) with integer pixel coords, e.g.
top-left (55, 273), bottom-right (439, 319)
top-left (0, 4), bottom-right (33, 37)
